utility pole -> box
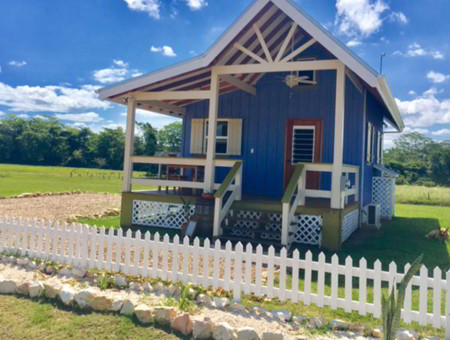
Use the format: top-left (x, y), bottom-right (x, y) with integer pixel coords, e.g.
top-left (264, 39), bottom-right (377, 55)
top-left (380, 52), bottom-right (386, 74)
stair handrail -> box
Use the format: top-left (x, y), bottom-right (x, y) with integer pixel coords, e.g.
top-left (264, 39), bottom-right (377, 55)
top-left (281, 164), bottom-right (305, 246)
top-left (213, 161), bottom-right (243, 237)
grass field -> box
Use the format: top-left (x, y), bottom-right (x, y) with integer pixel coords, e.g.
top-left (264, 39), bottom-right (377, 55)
top-left (0, 295), bottom-right (181, 340)
top-left (397, 185), bottom-right (450, 206)
top-left (0, 164), bottom-right (150, 197)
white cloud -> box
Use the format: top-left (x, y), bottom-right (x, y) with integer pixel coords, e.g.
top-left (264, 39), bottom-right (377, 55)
top-left (9, 60), bottom-right (27, 67)
top-left (34, 115), bottom-right (48, 120)
top-left (335, 0), bottom-right (389, 37)
top-left (0, 111), bottom-right (5, 117)
top-left (151, 45), bottom-right (177, 57)
top-left (132, 72), bottom-right (143, 78)
top-left (408, 90), bottom-right (416, 96)
top-left (389, 11), bottom-right (408, 24)
top-left (17, 114), bottom-right (29, 119)
top-left (384, 127), bottom-right (430, 149)
top-left (0, 83), bottom-right (110, 113)
top-left (395, 87), bottom-right (450, 127)
top-left (113, 59), bottom-right (129, 68)
top-left (93, 67), bottom-right (128, 84)
top-left (346, 40), bottom-right (362, 47)
top-left (394, 43), bottom-right (445, 60)
top-left (431, 128), bottom-right (450, 136)
top-left (427, 71), bottom-right (450, 84)
top-left (185, 0), bottom-right (208, 10)
top-left (123, 0), bottom-right (160, 19)
top-left (54, 112), bottom-right (104, 123)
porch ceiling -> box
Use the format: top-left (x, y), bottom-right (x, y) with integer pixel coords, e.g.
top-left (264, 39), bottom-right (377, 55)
top-left (108, 2), bottom-right (312, 113)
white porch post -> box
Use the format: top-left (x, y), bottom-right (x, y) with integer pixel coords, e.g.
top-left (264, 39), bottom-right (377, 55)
top-left (331, 63), bottom-right (346, 209)
top-left (123, 97), bottom-right (136, 192)
top-left (204, 70), bottom-right (220, 193)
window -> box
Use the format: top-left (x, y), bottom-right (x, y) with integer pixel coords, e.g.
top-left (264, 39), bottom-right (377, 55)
top-left (366, 122), bottom-right (373, 163)
top-left (377, 131), bottom-right (383, 164)
top-left (294, 57), bottom-right (317, 87)
top-left (204, 120), bottom-right (229, 155)
top-left (292, 126), bottom-right (315, 164)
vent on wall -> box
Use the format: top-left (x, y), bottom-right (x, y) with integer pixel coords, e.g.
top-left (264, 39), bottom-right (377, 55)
top-left (291, 126), bottom-right (315, 165)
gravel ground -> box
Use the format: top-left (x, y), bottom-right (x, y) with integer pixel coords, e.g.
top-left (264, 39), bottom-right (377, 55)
top-left (0, 193), bottom-right (121, 222)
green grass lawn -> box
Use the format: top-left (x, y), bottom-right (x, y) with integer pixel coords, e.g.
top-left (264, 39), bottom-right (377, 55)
top-left (0, 295), bottom-right (182, 340)
top-left (0, 164), bottom-right (151, 197)
top-left (397, 185), bottom-right (450, 206)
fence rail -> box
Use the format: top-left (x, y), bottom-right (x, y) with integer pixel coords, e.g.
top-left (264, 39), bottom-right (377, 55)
top-left (0, 216), bottom-right (448, 331)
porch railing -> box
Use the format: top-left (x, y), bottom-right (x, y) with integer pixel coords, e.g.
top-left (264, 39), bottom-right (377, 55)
top-left (280, 163), bottom-right (360, 246)
top-left (281, 164), bottom-right (305, 246)
top-left (129, 156), bottom-right (237, 191)
top-left (213, 161), bottom-right (243, 237)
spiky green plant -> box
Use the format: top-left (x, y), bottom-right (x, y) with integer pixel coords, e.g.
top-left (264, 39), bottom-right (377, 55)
top-left (381, 254), bottom-right (423, 340)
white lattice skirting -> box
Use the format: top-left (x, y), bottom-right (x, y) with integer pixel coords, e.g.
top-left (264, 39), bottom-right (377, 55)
top-left (341, 209), bottom-right (359, 243)
top-left (372, 177), bottom-right (396, 219)
top-left (229, 211), bottom-right (322, 246)
top-left (132, 200), bottom-right (195, 229)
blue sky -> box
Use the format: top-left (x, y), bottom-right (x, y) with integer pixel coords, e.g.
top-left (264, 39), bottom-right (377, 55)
top-left (1, 0), bottom-right (449, 147)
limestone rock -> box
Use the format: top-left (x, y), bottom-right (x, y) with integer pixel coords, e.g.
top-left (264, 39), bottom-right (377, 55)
top-left (46, 266), bottom-right (56, 275)
top-left (112, 299), bottom-right (124, 312)
top-left (292, 315), bottom-right (309, 324)
top-left (309, 316), bottom-right (325, 329)
top-left (171, 313), bottom-right (193, 336)
top-left (153, 282), bottom-right (164, 291)
top-left (91, 295), bottom-right (114, 312)
top-left (59, 285), bottom-right (76, 306)
top-left (16, 282), bottom-right (31, 296)
top-left (8, 256), bottom-right (17, 264)
top-left (193, 318), bottom-right (215, 339)
top-left (43, 282), bottom-right (61, 298)
top-left (231, 303), bottom-right (246, 313)
top-left (29, 281), bottom-right (45, 298)
top-left (196, 294), bottom-right (212, 305)
top-left (115, 276), bottom-right (128, 288)
top-left (372, 328), bottom-right (383, 338)
top-left (213, 322), bottom-right (236, 340)
top-left (237, 327), bottom-right (259, 340)
top-left (273, 310), bottom-right (292, 322)
top-left (120, 299), bottom-right (138, 315)
top-left (71, 266), bottom-right (87, 278)
top-left (396, 329), bottom-right (418, 340)
top-left (168, 285), bottom-right (181, 297)
top-left (142, 282), bottom-right (153, 292)
top-left (252, 306), bottom-right (265, 314)
top-left (74, 288), bottom-right (97, 308)
top-left (348, 324), bottom-right (366, 333)
top-left (188, 288), bottom-right (196, 299)
top-left (262, 332), bottom-right (283, 340)
top-left (129, 282), bottom-right (141, 291)
top-left (135, 304), bottom-right (154, 324)
top-left (58, 268), bottom-right (72, 276)
top-left (329, 320), bottom-right (350, 331)
top-left (28, 261), bottom-right (38, 269)
top-left (154, 306), bottom-right (178, 325)
top-left (214, 297), bottom-right (230, 309)
top-left (16, 258), bottom-right (29, 266)
top-left (0, 277), bottom-right (17, 294)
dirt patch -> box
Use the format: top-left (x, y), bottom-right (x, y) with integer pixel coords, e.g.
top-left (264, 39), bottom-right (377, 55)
top-left (0, 193), bottom-right (121, 222)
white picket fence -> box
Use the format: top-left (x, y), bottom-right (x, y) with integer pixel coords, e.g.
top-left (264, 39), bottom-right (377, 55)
top-left (0, 216), bottom-right (449, 332)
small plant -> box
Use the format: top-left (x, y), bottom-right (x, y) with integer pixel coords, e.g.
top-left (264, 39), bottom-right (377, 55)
top-left (179, 284), bottom-right (194, 312)
top-left (179, 196), bottom-right (193, 223)
top-left (99, 274), bottom-right (115, 290)
top-left (381, 254), bottom-right (423, 340)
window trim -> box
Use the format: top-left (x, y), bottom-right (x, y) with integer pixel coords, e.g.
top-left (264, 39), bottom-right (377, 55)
top-left (366, 122), bottom-right (373, 164)
top-left (291, 125), bottom-right (316, 165)
top-left (203, 119), bottom-right (229, 155)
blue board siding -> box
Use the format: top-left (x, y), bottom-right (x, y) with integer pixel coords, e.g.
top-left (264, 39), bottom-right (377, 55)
top-left (182, 71), bottom-right (365, 199)
top-left (363, 92), bottom-right (385, 206)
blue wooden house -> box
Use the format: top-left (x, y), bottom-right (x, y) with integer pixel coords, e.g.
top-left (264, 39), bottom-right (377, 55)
top-left (98, 0), bottom-right (404, 251)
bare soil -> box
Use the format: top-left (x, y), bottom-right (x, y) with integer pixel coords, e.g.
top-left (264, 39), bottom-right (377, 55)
top-left (0, 193), bottom-right (121, 222)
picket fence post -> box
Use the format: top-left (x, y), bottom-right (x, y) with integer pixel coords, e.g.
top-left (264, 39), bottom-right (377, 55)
top-left (419, 265), bottom-right (428, 325)
top-left (404, 263), bottom-right (412, 323)
top-left (445, 270), bottom-right (450, 340)
top-left (291, 249), bottom-right (299, 303)
top-left (317, 253), bottom-right (325, 307)
top-left (233, 242), bottom-right (243, 302)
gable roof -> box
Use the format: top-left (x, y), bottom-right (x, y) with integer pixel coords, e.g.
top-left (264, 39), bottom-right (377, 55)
top-left (98, 0), bottom-right (404, 131)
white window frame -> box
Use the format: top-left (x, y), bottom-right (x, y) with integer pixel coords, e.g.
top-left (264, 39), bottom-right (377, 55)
top-left (203, 119), bottom-right (229, 155)
top-left (377, 130), bottom-right (382, 164)
top-left (292, 125), bottom-right (316, 165)
top-left (294, 57), bottom-right (317, 85)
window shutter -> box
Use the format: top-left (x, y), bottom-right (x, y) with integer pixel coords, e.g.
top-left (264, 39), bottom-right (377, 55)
top-left (227, 119), bottom-right (243, 156)
top-left (190, 118), bottom-right (205, 154)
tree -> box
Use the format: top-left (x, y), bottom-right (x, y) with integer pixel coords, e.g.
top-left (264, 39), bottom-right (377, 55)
top-left (89, 128), bottom-right (125, 169)
top-left (157, 122), bottom-right (182, 152)
top-left (136, 122), bottom-right (158, 156)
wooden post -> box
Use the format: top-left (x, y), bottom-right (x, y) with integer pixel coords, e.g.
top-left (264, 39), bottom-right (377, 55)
top-left (331, 63), bottom-right (345, 209)
top-left (123, 97), bottom-right (136, 192)
top-left (204, 70), bottom-right (220, 193)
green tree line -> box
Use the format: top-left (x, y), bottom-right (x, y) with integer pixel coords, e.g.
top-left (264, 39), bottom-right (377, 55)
top-left (385, 132), bottom-right (450, 187)
top-left (0, 115), bottom-right (182, 170)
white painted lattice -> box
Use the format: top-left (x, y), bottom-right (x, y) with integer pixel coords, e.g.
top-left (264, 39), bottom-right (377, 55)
top-left (228, 210), bottom-right (261, 238)
top-left (291, 215), bottom-right (323, 246)
top-left (132, 200), bottom-right (195, 229)
top-left (372, 177), bottom-right (396, 219)
top-left (341, 209), bottom-right (359, 243)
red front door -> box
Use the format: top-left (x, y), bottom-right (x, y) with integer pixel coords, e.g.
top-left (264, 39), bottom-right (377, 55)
top-left (284, 119), bottom-right (323, 190)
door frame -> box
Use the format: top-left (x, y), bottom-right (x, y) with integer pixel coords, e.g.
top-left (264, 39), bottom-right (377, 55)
top-left (284, 118), bottom-right (324, 189)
